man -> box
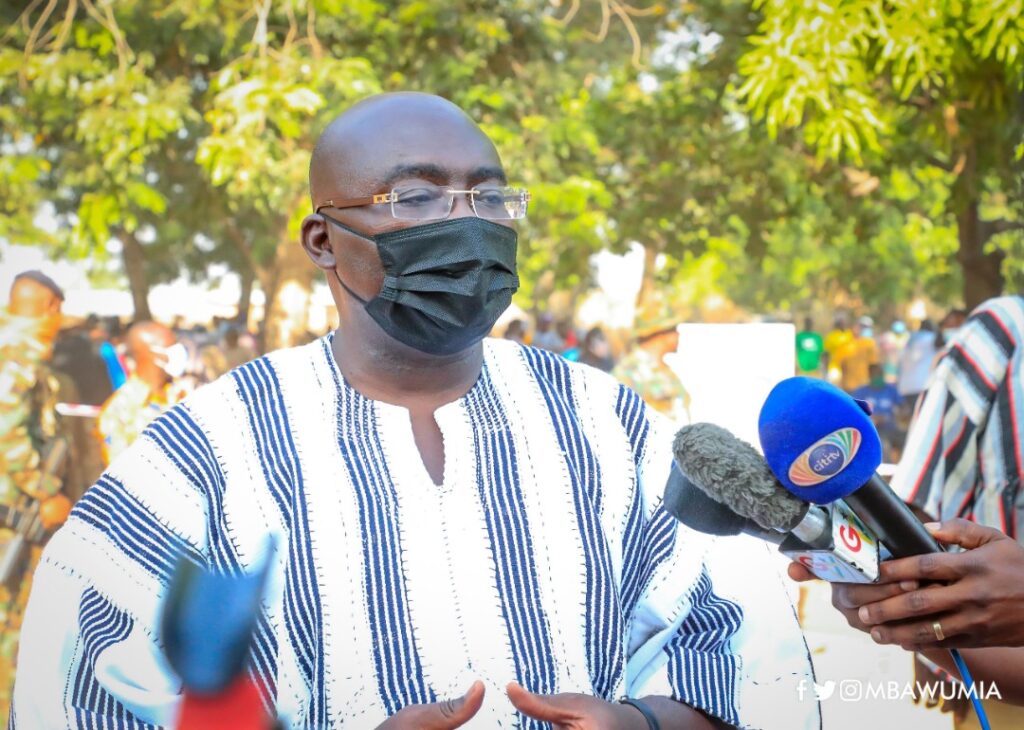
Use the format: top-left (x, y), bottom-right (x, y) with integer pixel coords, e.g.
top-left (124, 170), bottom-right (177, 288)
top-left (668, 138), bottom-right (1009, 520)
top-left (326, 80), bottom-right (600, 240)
top-left (896, 319), bottom-right (937, 410)
top-left (613, 309), bottom-right (690, 421)
top-left (832, 316), bottom-right (879, 392)
top-left (15, 94), bottom-right (816, 729)
top-left (822, 314), bottom-right (852, 384)
top-left (531, 312), bottom-right (563, 352)
top-left (97, 321), bottom-right (189, 464)
top-left (794, 317), bottom-right (824, 376)
top-left (0, 272), bottom-right (73, 719)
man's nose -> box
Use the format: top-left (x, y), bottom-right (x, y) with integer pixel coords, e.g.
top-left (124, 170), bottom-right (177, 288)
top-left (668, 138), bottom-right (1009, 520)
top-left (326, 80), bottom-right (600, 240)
top-left (450, 192), bottom-right (476, 220)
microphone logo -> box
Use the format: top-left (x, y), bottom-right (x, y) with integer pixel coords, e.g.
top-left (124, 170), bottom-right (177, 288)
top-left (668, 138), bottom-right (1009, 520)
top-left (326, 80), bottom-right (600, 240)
top-left (788, 428), bottom-right (862, 487)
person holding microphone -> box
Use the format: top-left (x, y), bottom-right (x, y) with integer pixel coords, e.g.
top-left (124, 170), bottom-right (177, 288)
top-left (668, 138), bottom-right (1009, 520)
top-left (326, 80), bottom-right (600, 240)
top-left (789, 518), bottom-right (1024, 715)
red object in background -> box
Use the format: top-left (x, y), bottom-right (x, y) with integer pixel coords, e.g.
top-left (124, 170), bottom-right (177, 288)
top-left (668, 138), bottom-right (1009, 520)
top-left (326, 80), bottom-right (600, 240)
top-left (176, 676), bottom-right (272, 730)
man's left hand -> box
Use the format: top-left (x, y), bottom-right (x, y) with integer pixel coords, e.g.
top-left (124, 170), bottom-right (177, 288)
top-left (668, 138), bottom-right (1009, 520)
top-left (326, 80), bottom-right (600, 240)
top-left (857, 518), bottom-right (1024, 650)
top-left (506, 683), bottom-right (646, 730)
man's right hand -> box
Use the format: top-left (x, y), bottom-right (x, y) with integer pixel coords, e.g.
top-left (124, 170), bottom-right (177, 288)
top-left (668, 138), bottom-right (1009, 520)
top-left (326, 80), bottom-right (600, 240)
top-left (376, 681), bottom-right (485, 729)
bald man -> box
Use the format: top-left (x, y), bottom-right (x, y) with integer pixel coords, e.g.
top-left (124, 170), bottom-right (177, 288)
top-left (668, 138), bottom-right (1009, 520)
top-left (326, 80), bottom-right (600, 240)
top-left (97, 321), bottom-right (189, 464)
top-left (14, 95), bottom-right (817, 729)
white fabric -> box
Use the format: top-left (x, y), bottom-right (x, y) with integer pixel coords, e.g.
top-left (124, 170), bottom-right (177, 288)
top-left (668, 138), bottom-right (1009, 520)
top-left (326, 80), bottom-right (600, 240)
top-left (14, 337), bottom-right (818, 729)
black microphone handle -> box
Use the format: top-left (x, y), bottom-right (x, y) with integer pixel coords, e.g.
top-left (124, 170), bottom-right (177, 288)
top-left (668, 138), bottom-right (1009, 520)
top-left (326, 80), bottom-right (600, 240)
top-left (842, 473), bottom-right (943, 557)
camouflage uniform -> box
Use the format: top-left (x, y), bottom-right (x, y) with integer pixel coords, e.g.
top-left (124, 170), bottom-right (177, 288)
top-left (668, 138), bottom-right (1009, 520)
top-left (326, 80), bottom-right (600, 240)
top-left (0, 313), bottom-right (64, 718)
top-left (613, 346), bottom-right (691, 421)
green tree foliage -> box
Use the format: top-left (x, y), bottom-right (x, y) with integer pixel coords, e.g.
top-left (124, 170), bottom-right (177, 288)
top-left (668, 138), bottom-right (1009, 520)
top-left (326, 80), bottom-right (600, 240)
top-left (2, 0), bottom-right (1020, 338)
top-left (736, 0), bottom-right (1024, 308)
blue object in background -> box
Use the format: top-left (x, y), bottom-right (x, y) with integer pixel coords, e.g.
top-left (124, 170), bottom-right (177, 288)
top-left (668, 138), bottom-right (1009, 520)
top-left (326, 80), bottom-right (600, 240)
top-left (99, 341), bottom-right (127, 390)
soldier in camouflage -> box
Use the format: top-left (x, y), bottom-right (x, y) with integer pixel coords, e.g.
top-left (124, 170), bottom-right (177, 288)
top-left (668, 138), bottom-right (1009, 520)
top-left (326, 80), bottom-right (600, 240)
top-left (0, 271), bottom-right (73, 717)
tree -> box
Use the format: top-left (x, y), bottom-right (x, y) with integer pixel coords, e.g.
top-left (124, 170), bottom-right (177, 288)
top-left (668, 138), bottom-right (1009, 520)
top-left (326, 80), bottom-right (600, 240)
top-left (736, 0), bottom-right (1024, 308)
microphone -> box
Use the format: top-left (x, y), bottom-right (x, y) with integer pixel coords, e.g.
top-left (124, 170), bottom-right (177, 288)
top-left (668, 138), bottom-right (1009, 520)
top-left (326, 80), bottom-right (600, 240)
top-left (662, 462), bottom-right (785, 544)
top-left (673, 423), bottom-right (828, 544)
top-left (671, 423), bottom-right (882, 582)
top-left (161, 544), bottom-right (275, 730)
top-left (758, 376), bottom-right (942, 558)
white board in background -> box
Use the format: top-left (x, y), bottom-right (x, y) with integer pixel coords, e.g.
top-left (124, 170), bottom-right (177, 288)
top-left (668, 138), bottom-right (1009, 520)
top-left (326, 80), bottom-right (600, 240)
top-left (665, 323), bottom-right (795, 448)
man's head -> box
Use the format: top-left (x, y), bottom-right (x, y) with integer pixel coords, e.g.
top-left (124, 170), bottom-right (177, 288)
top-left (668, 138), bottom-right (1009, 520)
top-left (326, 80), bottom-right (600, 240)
top-left (8, 270), bottom-right (63, 319)
top-left (868, 363), bottom-right (884, 386)
top-left (127, 321), bottom-right (180, 389)
top-left (7, 271), bottom-right (64, 347)
top-left (301, 93), bottom-right (520, 359)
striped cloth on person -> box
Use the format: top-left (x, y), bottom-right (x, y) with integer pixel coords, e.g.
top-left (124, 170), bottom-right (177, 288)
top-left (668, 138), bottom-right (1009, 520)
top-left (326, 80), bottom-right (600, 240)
top-left (13, 336), bottom-right (818, 729)
top-left (892, 296), bottom-right (1024, 539)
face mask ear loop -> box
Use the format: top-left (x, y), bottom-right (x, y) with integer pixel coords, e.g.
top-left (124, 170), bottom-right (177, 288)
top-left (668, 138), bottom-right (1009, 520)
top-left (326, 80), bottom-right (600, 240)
top-left (320, 211), bottom-right (376, 306)
top-left (332, 270), bottom-right (371, 307)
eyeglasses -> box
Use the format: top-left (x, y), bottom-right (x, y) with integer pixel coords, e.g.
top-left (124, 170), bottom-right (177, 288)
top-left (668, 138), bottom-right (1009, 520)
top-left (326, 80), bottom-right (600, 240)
top-left (314, 184), bottom-right (530, 221)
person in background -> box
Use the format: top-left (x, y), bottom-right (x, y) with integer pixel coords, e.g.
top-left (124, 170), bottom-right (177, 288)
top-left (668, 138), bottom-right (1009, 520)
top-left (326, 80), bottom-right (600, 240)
top-left (222, 326), bottom-right (256, 370)
top-left (934, 308), bottom-right (969, 353)
top-left (822, 314), bottom-right (853, 384)
top-left (96, 317), bottom-right (127, 391)
top-left (0, 271), bottom-right (73, 719)
top-left (614, 310), bottom-right (690, 421)
top-left (578, 326), bottom-right (615, 372)
top-left (888, 295), bottom-right (1024, 727)
top-left (795, 317), bottom-right (824, 376)
top-left (502, 318), bottom-right (528, 345)
top-left (878, 320), bottom-right (908, 382)
top-left (896, 319), bottom-right (937, 411)
top-left (556, 319), bottom-right (579, 360)
top-left (833, 315), bottom-right (879, 392)
top-left (531, 312), bottom-right (564, 352)
top-left (50, 316), bottom-right (114, 407)
top-left (851, 364), bottom-right (905, 461)
top-left (97, 321), bottom-right (190, 465)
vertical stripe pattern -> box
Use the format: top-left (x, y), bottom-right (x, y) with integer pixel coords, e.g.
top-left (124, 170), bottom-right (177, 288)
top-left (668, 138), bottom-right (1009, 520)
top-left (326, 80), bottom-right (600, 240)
top-left (324, 342), bottom-right (435, 716)
top-left (233, 358), bottom-right (325, 726)
top-left (522, 347), bottom-right (623, 699)
top-left (465, 366), bottom-right (556, 728)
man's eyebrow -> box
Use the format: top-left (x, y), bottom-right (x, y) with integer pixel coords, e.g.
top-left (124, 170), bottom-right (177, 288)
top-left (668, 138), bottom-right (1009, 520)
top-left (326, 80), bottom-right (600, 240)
top-left (380, 163), bottom-right (451, 187)
top-left (468, 166), bottom-right (508, 185)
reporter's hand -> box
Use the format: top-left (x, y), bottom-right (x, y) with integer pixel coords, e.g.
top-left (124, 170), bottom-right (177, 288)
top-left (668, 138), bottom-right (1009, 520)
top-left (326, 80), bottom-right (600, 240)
top-left (376, 681), bottom-right (484, 729)
top-left (786, 561), bottom-right (916, 633)
top-left (857, 519), bottom-right (1024, 650)
top-left (506, 683), bottom-right (646, 730)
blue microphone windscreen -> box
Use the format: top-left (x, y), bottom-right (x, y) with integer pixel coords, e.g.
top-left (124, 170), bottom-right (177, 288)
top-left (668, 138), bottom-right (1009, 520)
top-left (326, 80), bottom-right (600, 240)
top-left (758, 377), bottom-right (883, 504)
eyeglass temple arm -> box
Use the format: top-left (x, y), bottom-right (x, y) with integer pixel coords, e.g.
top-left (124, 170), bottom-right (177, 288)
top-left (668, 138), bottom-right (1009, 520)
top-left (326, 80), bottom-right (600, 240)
top-left (314, 192), bottom-right (396, 213)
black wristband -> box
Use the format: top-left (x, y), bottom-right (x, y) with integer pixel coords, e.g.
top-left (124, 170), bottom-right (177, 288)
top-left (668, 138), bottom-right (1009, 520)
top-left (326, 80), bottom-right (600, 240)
top-left (619, 697), bottom-right (661, 730)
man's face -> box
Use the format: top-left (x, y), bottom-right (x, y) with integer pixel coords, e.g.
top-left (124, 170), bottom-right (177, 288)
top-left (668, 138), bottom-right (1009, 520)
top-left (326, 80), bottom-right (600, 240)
top-left (313, 101), bottom-right (512, 305)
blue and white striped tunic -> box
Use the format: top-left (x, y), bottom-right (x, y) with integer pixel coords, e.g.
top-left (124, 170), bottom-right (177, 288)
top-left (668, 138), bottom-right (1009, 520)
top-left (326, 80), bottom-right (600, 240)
top-left (14, 337), bottom-right (818, 729)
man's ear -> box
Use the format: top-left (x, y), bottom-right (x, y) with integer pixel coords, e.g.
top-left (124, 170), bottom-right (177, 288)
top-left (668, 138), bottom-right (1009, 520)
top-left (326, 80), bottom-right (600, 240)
top-left (300, 214), bottom-right (337, 271)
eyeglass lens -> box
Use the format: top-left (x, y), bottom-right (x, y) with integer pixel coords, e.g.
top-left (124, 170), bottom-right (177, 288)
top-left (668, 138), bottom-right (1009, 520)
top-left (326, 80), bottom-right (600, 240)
top-left (391, 186), bottom-right (528, 221)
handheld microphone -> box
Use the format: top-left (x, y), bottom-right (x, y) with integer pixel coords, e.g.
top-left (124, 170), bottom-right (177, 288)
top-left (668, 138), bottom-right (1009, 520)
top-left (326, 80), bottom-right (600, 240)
top-left (662, 462), bottom-right (785, 544)
top-left (671, 423), bottom-right (881, 582)
top-left (758, 376), bottom-right (941, 558)
top-left (161, 544), bottom-right (275, 730)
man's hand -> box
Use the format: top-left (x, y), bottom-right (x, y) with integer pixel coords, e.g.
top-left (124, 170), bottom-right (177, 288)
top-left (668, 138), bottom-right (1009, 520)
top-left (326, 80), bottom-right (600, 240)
top-left (506, 683), bottom-right (646, 730)
top-left (856, 519), bottom-right (1024, 650)
top-left (787, 561), bottom-right (916, 633)
top-left (506, 683), bottom-right (721, 729)
top-left (376, 681), bottom-right (485, 729)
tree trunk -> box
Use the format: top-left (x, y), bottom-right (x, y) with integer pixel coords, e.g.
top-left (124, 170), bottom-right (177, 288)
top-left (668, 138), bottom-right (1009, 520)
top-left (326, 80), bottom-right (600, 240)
top-left (118, 229), bottom-right (152, 321)
top-left (956, 200), bottom-right (1004, 310)
top-left (952, 148), bottom-right (1004, 310)
top-left (237, 265), bottom-right (254, 325)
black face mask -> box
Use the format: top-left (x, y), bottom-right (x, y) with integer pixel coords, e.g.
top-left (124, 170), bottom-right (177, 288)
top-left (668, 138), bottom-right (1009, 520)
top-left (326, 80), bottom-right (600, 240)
top-left (322, 213), bottom-right (519, 356)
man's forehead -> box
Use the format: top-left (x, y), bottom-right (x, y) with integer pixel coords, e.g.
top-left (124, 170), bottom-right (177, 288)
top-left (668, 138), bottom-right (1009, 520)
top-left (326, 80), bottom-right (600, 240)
top-left (311, 94), bottom-right (503, 195)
